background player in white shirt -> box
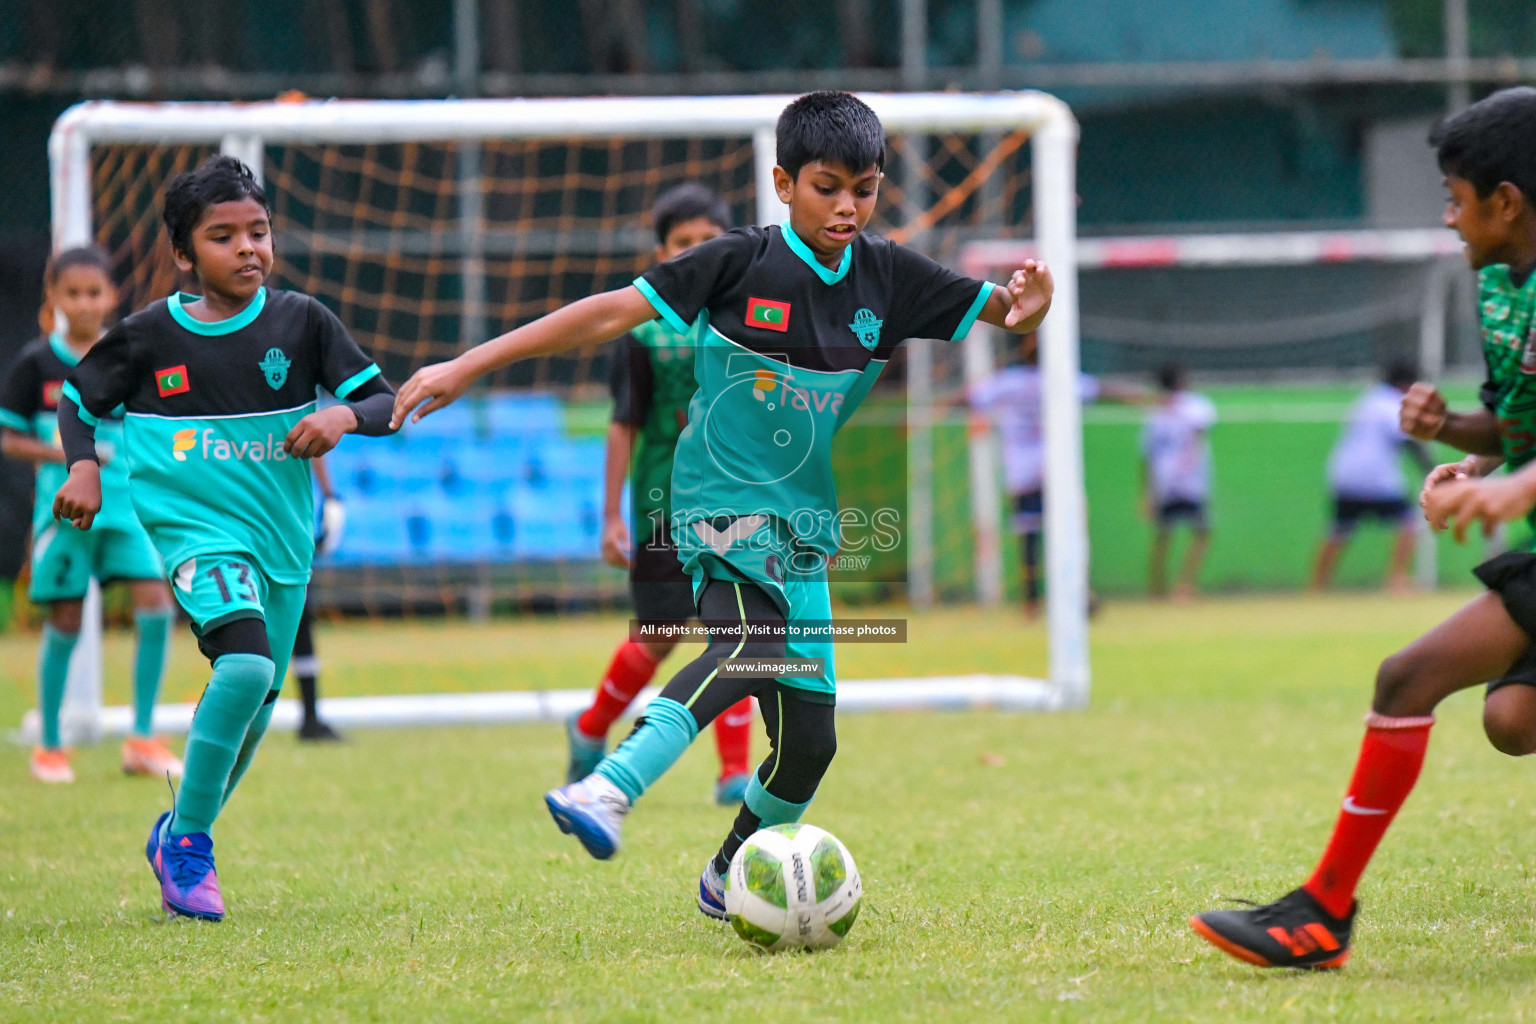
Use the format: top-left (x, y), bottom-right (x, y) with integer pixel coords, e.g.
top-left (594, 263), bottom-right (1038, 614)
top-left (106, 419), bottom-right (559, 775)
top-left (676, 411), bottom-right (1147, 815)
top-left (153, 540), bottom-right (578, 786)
top-left (1311, 362), bottom-right (1432, 591)
top-left (967, 333), bottom-right (1144, 618)
top-left (1141, 364), bottom-right (1217, 601)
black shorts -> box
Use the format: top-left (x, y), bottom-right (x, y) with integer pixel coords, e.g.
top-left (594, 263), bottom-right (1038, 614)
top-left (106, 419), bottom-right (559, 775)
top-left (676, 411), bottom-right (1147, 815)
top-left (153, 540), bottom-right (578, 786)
top-left (630, 524), bottom-right (696, 625)
top-left (1155, 498), bottom-right (1208, 530)
top-left (1331, 495), bottom-right (1412, 535)
top-left (1011, 490), bottom-right (1044, 536)
top-left (1474, 552), bottom-right (1536, 694)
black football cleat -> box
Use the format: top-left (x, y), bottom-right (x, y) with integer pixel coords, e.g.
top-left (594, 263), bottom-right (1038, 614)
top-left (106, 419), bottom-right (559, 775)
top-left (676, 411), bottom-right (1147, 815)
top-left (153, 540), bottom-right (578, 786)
top-left (297, 718), bottom-right (344, 743)
top-left (1190, 887), bottom-right (1353, 969)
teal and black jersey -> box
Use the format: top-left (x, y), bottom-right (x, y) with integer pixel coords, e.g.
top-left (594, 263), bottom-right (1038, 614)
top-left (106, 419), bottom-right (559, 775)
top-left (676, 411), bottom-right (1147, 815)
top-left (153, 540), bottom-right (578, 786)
top-left (62, 287), bottom-right (385, 585)
top-left (0, 333), bottom-right (141, 535)
top-left (635, 222), bottom-right (994, 556)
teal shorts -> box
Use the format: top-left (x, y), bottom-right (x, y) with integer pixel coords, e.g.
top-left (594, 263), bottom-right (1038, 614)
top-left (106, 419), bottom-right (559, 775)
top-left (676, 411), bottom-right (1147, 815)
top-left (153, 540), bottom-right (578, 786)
top-left (171, 553), bottom-right (307, 681)
top-left (678, 514), bottom-right (836, 698)
top-left (29, 519), bottom-right (164, 603)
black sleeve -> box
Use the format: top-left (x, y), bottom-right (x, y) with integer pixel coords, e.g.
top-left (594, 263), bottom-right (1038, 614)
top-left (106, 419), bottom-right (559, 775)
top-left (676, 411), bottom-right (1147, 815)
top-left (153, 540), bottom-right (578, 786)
top-left (338, 371), bottom-right (396, 436)
top-left (608, 333), bottom-right (652, 428)
top-left (67, 321), bottom-right (137, 422)
top-left (0, 347), bottom-right (40, 435)
top-left (310, 297), bottom-right (384, 400)
top-left (1480, 379), bottom-right (1501, 412)
top-left (887, 243), bottom-right (994, 343)
top-left (635, 230), bottom-right (755, 331)
top-left (57, 396), bottom-right (99, 467)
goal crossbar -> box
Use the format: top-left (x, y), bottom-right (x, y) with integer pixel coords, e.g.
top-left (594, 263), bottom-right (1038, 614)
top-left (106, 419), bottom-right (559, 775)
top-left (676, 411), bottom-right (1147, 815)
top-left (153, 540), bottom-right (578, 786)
top-left (47, 91), bottom-right (1091, 739)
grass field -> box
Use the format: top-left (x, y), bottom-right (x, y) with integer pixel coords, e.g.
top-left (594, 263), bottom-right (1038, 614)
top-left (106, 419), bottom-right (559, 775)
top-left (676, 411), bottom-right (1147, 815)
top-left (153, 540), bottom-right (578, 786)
top-left (6, 593), bottom-right (1536, 1022)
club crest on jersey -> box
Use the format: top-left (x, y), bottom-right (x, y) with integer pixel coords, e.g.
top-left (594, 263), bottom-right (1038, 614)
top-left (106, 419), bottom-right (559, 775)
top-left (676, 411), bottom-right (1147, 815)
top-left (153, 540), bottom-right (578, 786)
top-left (848, 308), bottom-right (883, 350)
top-left (42, 380), bottom-right (64, 408)
top-left (260, 347), bottom-right (291, 390)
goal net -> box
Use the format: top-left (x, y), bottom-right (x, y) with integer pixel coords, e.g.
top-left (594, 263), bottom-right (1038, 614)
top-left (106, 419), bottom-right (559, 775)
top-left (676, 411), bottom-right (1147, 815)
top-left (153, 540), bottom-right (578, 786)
top-left (39, 92), bottom-right (1088, 741)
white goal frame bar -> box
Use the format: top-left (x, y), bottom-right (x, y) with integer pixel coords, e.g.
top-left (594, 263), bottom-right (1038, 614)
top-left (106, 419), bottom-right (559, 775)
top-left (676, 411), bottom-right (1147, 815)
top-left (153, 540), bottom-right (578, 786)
top-left (46, 92), bottom-right (1090, 736)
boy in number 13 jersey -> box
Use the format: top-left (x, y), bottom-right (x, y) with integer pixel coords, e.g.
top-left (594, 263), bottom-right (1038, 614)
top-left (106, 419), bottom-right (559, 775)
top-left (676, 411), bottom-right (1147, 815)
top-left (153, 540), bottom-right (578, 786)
top-left (53, 156), bottom-right (397, 922)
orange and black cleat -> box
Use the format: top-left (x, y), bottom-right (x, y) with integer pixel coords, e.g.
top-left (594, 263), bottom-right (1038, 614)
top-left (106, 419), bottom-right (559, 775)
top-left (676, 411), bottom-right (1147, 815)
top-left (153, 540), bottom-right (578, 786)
top-left (1190, 887), bottom-right (1354, 969)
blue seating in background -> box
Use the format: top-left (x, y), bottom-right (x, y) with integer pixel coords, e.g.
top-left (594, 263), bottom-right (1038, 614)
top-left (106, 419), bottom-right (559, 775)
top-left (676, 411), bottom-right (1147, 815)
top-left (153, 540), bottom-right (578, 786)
top-left (320, 391), bottom-right (605, 566)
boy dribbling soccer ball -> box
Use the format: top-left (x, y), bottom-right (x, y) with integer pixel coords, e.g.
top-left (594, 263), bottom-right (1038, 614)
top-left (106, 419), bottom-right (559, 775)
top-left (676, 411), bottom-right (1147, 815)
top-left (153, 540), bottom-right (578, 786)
top-left (393, 91), bottom-right (1053, 920)
top-left (53, 156), bottom-right (397, 921)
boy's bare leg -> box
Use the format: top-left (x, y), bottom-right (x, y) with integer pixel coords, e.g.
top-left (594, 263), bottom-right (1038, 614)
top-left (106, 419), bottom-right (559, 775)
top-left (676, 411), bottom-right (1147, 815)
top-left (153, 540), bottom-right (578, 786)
top-left (1386, 524), bottom-right (1416, 594)
top-left (1174, 527), bottom-right (1208, 602)
top-left (1312, 536), bottom-right (1345, 590)
top-left (1149, 528), bottom-right (1170, 598)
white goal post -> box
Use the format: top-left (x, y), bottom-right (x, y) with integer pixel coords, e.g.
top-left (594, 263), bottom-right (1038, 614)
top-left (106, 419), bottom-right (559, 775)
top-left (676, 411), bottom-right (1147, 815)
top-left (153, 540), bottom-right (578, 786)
top-left (39, 91), bottom-right (1090, 741)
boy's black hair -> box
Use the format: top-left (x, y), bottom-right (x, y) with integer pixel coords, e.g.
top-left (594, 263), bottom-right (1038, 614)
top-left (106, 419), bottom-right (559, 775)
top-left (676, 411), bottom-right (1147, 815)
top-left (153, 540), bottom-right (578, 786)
top-left (1429, 86), bottom-right (1536, 202)
top-left (161, 154), bottom-right (270, 259)
top-left (45, 245), bottom-right (114, 286)
top-left (776, 91), bottom-right (886, 180)
top-left (1156, 362), bottom-right (1186, 392)
top-left (652, 183), bottom-right (731, 244)
top-left (1383, 359), bottom-right (1419, 389)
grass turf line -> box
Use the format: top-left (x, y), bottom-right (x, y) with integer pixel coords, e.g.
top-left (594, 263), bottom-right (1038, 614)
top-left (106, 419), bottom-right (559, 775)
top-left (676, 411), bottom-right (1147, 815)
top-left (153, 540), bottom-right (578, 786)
top-left (4, 594), bottom-right (1536, 1021)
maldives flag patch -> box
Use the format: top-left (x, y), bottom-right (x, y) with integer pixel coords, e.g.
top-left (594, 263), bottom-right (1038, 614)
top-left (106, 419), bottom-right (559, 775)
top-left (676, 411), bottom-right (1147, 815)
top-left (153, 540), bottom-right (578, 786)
top-left (745, 297), bottom-right (791, 332)
top-left (156, 365), bottom-right (190, 397)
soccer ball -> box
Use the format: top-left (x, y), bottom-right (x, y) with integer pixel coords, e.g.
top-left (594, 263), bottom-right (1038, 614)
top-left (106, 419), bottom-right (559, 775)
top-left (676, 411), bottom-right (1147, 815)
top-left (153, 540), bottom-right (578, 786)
top-left (724, 823), bottom-right (862, 952)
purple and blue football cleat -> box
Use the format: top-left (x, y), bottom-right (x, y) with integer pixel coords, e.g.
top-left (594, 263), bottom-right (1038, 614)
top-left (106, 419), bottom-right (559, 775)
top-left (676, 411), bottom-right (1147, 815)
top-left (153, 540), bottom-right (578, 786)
top-left (146, 811), bottom-right (225, 922)
top-left (545, 774), bottom-right (630, 860)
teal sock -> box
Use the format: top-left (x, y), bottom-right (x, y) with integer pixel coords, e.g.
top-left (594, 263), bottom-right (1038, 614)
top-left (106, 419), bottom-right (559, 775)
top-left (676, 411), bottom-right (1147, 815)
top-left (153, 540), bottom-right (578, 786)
top-left (221, 693), bottom-right (279, 810)
top-left (130, 607), bottom-right (174, 738)
top-left (744, 774), bottom-right (813, 826)
top-left (594, 697), bottom-right (699, 802)
top-left (172, 653), bottom-right (274, 836)
top-left (36, 625), bottom-right (79, 750)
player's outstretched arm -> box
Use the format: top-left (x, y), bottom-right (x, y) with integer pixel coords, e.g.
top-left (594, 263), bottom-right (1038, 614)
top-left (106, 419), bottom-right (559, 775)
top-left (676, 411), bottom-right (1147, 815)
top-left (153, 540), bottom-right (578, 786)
top-left (977, 260), bottom-right (1053, 334)
top-left (1400, 382), bottom-right (1503, 455)
top-left (392, 287), bottom-right (659, 428)
top-left (0, 428), bottom-right (64, 467)
top-left (601, 422), bottom-right (636, 570)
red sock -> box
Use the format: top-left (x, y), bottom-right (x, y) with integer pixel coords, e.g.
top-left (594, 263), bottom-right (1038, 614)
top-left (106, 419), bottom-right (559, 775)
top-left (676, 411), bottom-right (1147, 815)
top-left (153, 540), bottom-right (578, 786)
top-left (576, 642), bottom-right (661, 740)
top-left (1303, 712), bottom-right (1434, 918)
top-left (713, 698), bottom-right (754, 779)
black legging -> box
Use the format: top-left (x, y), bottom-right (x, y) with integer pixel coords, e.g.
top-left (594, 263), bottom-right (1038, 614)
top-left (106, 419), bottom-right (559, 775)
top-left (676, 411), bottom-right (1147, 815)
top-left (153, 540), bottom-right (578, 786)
top-left (640, 578), bottom-right (838, 873)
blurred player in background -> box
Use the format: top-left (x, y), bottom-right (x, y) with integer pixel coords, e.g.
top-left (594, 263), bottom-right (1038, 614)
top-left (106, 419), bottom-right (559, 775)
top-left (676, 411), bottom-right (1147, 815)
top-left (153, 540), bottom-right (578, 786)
top-left (54, 156), bottom-right (396, 921)
top-left (1141, 363), bottom-right (1216, 601)
top-left (289, 453), bottom-right (345, 741)
top-left (1191, 86), bottom-right (1536, 970)
top-left (0, 246), bottom-right (180, 784)
top-left (1311, 361), bottom-right (1432, 592)
top-left (568, 184), bottom-right (753, 804)
top-left (966, 332), bottom-right (1143, 617)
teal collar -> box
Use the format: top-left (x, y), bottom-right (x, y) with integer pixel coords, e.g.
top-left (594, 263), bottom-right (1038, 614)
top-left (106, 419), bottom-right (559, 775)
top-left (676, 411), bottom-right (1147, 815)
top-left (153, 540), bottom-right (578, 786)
top-left (48, 331), bottom-right (85, 367)
top-left (781, 221), bottom-right (851, 285)
top-left (169, 286), bottom-right (267, 336)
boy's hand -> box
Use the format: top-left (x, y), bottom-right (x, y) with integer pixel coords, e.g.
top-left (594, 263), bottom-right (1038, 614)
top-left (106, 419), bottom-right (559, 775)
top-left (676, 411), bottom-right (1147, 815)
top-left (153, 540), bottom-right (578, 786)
top-left (284, 405), bottom-right (357, 459)
top-left (1419, 456), bottom-right (1482, 515)
top-left (1004, 260), bottom-right (1053, 328)
top-left (52, 461), bottom-right (102, 531)
top-left (392, 357), bottom-right (473, 429)
top-left (1399, 382), bottom-right (1446, 441)
top-left (1425, 474), bottom-right (1536, 541)
top-left (601, 516), bottom-right (631, 569)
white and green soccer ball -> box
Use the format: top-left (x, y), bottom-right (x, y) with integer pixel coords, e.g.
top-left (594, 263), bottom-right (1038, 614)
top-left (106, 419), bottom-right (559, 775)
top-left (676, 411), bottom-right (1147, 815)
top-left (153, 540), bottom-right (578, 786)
top-left (725, 823), bottom-right (862, 952)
